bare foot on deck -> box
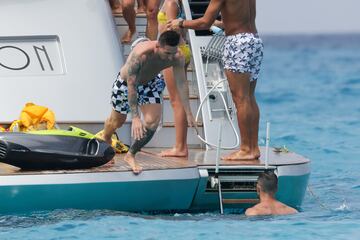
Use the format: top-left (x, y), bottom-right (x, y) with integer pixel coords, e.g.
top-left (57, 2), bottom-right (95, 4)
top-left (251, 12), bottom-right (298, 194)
top-left (124, 153), bottom-right (143, 174)
top-left (121, 30), bottom-right (136, 44)
top-left (112, 6), bottom-right (123, 14)
top-left (221, 149), bottom-right (257, 161)
top-left (253, 147), bottom-right (261, 159)
top-left (136, 7), bottom-right (145, 14)
top-left (159, 147), bottom-right (188, 157)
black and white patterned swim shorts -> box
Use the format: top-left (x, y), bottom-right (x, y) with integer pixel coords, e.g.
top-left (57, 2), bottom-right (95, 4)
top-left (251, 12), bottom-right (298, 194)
top-left (111, 73), bottom-right (165, 114)
top-left (223, 33), bottom-right (264, 82)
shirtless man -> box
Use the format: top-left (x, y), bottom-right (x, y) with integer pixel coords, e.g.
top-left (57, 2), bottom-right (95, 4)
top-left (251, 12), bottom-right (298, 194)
top-left (103, 30), bottom-right (196, 174)
top-left (168, 0), bottom-right (264, 160)
top-left (245, 172), bottom-right (298, 216)
top-left (121, 0), bottom-right (160, 43)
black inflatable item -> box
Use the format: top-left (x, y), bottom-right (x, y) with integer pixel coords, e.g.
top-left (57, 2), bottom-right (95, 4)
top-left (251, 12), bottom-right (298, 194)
top-left (0, 132), bottom-right (115, 170)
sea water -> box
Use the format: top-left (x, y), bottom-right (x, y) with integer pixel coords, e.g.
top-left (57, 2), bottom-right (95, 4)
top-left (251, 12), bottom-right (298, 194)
top-left (1, 34), bottom-right (359, 240)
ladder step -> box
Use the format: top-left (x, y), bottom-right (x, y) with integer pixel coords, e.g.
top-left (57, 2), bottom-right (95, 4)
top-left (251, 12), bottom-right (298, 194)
top-left (222, 199), bottom-right (259, 204)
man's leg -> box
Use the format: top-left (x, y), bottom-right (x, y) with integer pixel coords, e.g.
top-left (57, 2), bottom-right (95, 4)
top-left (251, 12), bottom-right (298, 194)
top-left (104, 110), bottom-right (127, 145)
top-left (102, 110), bottom-right (127, 164)
top-left (143, 0), bottom-right (160, 40)
top-left (124, 103), bottom-right (162, 173)
top-left (136, 0), bottom-right (145, 13)
top-left (159, 67), bottom-right (188, 157)
top-left (222, 70), bottom-right (256, 160)
top-left (250, 80), bottom-right (260, 158)
top-left (121, 0), bottom-right (136, 43)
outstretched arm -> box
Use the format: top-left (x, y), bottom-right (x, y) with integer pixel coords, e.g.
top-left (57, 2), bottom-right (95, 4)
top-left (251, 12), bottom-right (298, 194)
top-left (168, 0), bottom-right (224, 30)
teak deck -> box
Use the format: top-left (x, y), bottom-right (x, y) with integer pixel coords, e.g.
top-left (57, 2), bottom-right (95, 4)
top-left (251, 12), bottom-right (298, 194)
top-left (0, 147), bottom-right (310, 176)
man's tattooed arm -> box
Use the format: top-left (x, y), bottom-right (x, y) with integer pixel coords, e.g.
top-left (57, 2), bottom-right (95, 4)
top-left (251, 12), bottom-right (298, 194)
top-left (125, 52), bottom-right (142, 118)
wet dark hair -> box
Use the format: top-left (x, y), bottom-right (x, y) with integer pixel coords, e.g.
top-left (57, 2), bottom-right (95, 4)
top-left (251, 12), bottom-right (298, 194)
top-left (257, 171), bottom-right (278, 195)
top-left (158, 30), bottom-right (180, 47)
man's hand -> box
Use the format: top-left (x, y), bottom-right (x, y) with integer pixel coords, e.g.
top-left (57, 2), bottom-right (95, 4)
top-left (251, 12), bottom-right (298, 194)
top-left (131, 117), bottom-right (147, 140)
top-left (167, 19), bottom-right (181, 31)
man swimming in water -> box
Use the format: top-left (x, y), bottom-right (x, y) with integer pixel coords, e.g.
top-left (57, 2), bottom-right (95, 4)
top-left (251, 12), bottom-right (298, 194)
top-left (245, 172), bottom-right (298, 216)
top-left (102, 30), bottom-right (197, 174)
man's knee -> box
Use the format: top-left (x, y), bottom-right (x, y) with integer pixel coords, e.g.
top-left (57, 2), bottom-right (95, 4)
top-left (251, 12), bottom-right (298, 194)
top-left (106, 112), bottom-right (126, 129)
top-left (231, 94), bottom-right (251, 106)
top-left (143, 114), bottom-right (160, 130)
top-left (146, 7), bottom-right (158, 20)
top-left (169, 95), bottom-right (182, 108)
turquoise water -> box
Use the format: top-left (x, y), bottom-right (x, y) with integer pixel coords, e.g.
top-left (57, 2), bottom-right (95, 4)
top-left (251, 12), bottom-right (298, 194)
top-left (1, 34), bottom-right (360, 239)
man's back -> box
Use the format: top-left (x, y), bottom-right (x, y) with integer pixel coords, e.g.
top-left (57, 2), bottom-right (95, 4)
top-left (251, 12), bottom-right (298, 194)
top-left (245, 199), bottom-right (298, 216)
top-left (221, 0), bottom-right (257, 35)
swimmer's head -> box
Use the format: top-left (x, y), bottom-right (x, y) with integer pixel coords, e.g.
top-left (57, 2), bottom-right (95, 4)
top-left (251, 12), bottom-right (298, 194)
top-left (257, 171), bottom-right (278, 196)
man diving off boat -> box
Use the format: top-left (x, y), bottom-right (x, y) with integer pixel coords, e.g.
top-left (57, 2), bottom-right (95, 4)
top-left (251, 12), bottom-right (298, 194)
top-left (168, 0), bottom-right (264, 160)
top-left (245, 172), bottom-right (298, 216)
top-left (102, 30), bottom-right (197, 174)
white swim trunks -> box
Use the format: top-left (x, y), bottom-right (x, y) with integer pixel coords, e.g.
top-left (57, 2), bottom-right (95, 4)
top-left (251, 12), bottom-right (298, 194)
top-left (222, 33), bottom-right (264, 81)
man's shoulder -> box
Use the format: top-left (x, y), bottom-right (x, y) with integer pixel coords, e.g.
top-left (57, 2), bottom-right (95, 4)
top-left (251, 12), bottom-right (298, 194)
top-left (282, 205), bottom-right (298, 214)
top-left (245, 207), bottom-right (258, 216)
top-left (132, 41), bottom-right (155, 56)
top-left (276, 201), bottom-right (298, 215)
top-left (245, 204), bottom-right (264, 216)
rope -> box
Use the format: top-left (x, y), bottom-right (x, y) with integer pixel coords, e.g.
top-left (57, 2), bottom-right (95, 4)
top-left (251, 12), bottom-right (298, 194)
top-left (307, 185), bottom-right (332, 210)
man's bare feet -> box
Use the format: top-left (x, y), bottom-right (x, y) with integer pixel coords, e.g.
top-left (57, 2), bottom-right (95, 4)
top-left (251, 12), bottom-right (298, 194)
top-left (253, 147), bottom-right (261, 159)
top-left (112, 6), bottom-right (123, 14)
top-left (124, 153), bottom-right (143, 174)
top-left (121, 30), bottom-right (136, 44)
top-left (136, 7), bottom-right (145, 14)
top-left (221, 149), bottom-right (257, 161)
top-left (95, 130), bottom-right (112, 146)
top-left (159, 147), bottom-right (188, 157)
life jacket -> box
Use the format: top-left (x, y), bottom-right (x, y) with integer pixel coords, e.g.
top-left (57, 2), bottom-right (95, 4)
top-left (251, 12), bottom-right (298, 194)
top-left (95, 130), bottom-right (129, 153)
top-left (9, 102), bottom-right (56, 132)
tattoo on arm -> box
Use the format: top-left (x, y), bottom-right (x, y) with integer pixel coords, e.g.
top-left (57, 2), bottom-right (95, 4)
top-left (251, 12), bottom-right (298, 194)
top-left (125, 53), bottom-right (142, 118)
top-left (129, 127), bottom-right (156, 155)
top-left (127, 77), bottom-right (139, 118)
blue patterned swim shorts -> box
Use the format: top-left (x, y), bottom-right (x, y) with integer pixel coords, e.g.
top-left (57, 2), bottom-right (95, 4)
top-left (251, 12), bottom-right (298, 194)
top-left (111, 73), bottom-right (166, 114)
top-left (222, 33), bottom-right (264, 81)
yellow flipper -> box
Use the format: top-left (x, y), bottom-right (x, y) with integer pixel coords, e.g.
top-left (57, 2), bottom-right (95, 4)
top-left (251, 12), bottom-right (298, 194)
top-left (95, 130), bottom-right (129, 153)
